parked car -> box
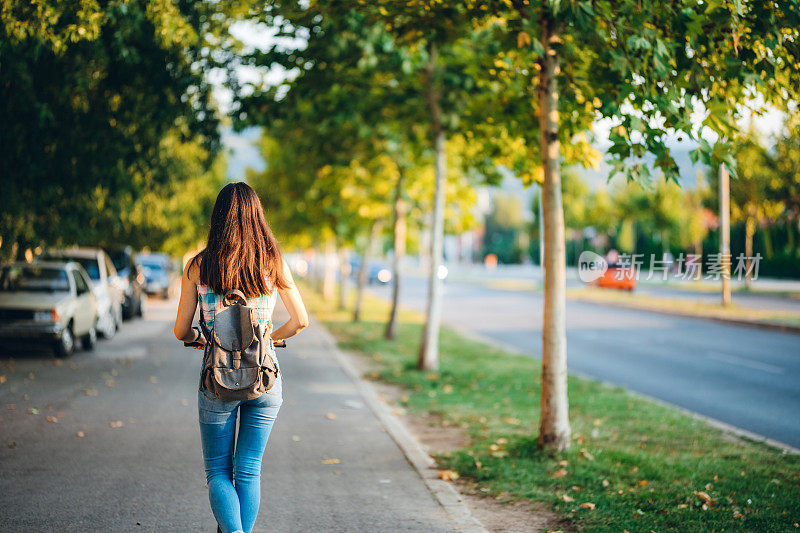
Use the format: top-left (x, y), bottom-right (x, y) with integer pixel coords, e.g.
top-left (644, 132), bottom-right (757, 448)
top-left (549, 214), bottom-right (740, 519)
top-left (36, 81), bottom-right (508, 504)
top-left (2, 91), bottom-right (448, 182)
top-left (0, 262), bottom-right (98, 357)
top-left (593, 263), bottom-right (637, 291)
top-left (137, 253), bottom-right (178, 299)
top-left (42, 248), bottom-right (124, 338)
top-left (106, 246), bottom-right (145, 319)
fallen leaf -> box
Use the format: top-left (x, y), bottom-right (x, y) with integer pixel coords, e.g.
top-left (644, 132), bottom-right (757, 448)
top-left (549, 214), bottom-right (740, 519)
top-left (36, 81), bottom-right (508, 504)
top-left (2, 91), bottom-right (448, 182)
top-left (442, 384), bottom-right (453, 394)
top-left (733, 512), bottom-right (744, 520)
top-left (6, 404), bottom-right (16, 410)
top-left (677, 504), bottom-right (688, 509)
top-left (109, 420), bottom-right (124, 428)
top-left (579, 502), bottom-right (596, 510)
top-left (551, 469), bottom-right (568, 478)
top-left (437, 470), bottom-right (459, 481)
top-left (45, 415), bottom-right (58, 423)
top-left (579, 449), bottom-right (595, 461)
top-left (558, 460), bottom-right (569, 466)
top-left (26, 408), bottom-right (39, 415)
top-left (321, 458), bottom-right (340, 464)
top-left (76, 431), bottom-right (86, 438)
top-left (561, 494), bottom-right (574, 503)
top-left (84, 389), bottom-right (98, 396)
top-left (425, 373), bottom-right (440, 380)
top-left (639, 480), bottom-right (648, 486)
top-left (325, 413), bottom-right (337, 420)
top-left (496, 438), bottom-right (508, 445)
top-left (602, 479), bottom-right (610, 487)
top-left (693, 490), bottom-right (715, 507)
top-left (0, 375), bottom-right (6, 384)
top-left (8, 441), bottom-right (16, 448)
top-left (52, 359), bottom-right (63, 366)
top-left (148, 376), bottom-right (158, 384)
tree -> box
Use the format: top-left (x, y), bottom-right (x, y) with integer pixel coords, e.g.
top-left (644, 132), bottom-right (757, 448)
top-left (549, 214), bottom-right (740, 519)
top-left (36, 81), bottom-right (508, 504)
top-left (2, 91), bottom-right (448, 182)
top-left (472, 0), bottom-right (800, 450)
top-left (0, 0), bottom-right (227, 258)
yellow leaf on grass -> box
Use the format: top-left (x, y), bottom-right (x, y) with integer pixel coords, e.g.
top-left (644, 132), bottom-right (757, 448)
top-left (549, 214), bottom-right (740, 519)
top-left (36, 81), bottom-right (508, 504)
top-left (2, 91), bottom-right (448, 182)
top-left (551, 469), bottom-right (568, 478)
top-left (437, 470), bottom-right (459, 482)
top-left (579, 502), bottom-right (596, 510)
top-left (561, 494), bottom-right (574, 502)
top-left (579, 449), bottom-right (595, 461)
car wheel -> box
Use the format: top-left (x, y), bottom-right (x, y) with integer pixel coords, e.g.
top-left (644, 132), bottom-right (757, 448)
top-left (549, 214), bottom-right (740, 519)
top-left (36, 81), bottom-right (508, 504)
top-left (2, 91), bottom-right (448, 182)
top-left (55, 325), bottom-right (75, 358)
top-left (82, 323), bottom-right (97, 351)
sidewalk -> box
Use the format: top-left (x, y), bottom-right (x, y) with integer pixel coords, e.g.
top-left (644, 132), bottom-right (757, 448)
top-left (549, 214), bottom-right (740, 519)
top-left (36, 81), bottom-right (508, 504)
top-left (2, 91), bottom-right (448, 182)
top-left (0, 299), bottom-right (472, 532)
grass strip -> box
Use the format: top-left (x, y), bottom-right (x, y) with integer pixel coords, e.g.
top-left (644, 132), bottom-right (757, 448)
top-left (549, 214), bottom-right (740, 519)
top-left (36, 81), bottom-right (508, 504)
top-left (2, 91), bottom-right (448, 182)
top-left (567, 287), bottom-right (800, 329)
top-left (306, 284), bottom-right (800, 532)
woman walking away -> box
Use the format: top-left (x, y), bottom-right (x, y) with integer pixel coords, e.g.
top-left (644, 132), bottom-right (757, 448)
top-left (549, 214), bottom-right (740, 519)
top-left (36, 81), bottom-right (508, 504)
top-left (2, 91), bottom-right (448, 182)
top-left (174, 182), bottom-right (309, 533)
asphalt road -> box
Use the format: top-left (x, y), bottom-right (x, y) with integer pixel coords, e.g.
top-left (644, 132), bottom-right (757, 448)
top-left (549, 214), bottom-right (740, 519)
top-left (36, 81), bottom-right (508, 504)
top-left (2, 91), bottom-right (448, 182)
top-left (0, 297), bottom-right (459, 532)
top-left (370, 275), bottom-right (800, 449)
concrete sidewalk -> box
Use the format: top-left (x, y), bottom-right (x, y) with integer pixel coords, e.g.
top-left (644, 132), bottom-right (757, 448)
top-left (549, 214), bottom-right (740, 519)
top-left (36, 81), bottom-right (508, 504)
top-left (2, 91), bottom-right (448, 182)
top-left (0, 298), bottom-right (467, 532)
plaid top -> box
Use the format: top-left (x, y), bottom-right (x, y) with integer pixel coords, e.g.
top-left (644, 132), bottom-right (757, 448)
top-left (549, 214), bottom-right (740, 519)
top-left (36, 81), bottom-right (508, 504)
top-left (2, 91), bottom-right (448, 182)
top-left (197, 283), bottom-right (278, 331)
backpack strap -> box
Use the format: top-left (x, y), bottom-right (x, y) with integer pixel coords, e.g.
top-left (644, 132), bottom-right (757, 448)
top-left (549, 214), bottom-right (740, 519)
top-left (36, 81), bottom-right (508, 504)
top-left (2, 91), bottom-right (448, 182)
top-left (223, 289), bottom-right (247, 306)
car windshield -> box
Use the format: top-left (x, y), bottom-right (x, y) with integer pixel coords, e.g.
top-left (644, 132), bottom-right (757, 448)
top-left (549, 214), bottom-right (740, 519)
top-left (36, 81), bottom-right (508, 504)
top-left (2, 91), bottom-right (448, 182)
top-left (0, 266), bottom-right (70, 293)
top-left (48, 256), bottom-right (101, 280)
top-left (138, 257), bottom-right (168, 271)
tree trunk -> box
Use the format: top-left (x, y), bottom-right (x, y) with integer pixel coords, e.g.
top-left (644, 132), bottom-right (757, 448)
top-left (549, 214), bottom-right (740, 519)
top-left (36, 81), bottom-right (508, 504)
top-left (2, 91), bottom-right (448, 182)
top-left (537, 14), bottom-right (571, 452)
top-left (337, 244), bottom-right (348, 310)
top-left (719, 165), bottom-right (731, 306)
top-left (354, 220), bottom-right (380, 322)
top-left (322, 236), bottom-right (336, 302)
top-left (385, 167), bottom-right (407, 339)
top-left (745, 215), bottom-right (755, 290)
top-left (417, 42), bottom-right (446, 372)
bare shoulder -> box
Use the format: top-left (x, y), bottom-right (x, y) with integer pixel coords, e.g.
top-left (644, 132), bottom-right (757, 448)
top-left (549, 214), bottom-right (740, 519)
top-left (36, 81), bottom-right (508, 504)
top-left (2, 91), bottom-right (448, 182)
top-left (185, 256), bottom-right (201, 283)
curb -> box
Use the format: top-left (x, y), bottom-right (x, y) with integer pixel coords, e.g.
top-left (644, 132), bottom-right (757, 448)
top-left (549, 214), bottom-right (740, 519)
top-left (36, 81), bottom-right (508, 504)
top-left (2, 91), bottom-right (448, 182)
top-left (448, 324), bottom-right (800, 456)
top-left (314, 325), bottom-right (488, 533)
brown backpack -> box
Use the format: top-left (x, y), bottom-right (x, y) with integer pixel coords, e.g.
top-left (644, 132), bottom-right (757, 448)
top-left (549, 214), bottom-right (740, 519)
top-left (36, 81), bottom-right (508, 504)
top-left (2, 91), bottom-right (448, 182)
top-left (198, 290), bottom-right (279, 401)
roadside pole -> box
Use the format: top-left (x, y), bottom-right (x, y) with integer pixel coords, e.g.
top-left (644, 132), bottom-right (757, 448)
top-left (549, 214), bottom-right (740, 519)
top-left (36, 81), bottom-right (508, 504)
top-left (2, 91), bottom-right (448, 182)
top-left (719, 164), bottom-right (732, 306)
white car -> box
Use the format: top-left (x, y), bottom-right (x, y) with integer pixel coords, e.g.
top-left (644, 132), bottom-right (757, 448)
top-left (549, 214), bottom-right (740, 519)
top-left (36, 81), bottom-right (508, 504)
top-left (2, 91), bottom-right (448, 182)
top-left (0, 262), bottom-right (99, 357)
top-left (43, 248), bottom-right (124, 339)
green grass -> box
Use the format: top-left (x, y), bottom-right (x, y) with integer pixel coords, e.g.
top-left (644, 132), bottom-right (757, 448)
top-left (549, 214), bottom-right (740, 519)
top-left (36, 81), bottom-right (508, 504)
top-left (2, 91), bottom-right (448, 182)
top-left (306, 284), bottom-right (800, 532)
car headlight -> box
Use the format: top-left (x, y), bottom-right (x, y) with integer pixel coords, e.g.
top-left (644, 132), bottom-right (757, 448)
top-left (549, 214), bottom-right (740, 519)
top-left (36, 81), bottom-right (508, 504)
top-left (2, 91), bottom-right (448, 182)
top-left (377, 268), bottom-right (392, 283)
top-left (34, 309), bottom-right (58, 322)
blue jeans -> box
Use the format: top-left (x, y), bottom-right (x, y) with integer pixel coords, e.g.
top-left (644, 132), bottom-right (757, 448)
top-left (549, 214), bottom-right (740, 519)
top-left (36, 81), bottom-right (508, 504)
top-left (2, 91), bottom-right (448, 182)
top-left (198, 377), bottom-right (282, 533)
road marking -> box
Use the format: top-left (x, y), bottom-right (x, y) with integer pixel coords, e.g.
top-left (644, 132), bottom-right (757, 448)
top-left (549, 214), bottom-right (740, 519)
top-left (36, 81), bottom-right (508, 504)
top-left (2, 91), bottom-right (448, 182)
top-left (706, 352), bottom-right (783, 374)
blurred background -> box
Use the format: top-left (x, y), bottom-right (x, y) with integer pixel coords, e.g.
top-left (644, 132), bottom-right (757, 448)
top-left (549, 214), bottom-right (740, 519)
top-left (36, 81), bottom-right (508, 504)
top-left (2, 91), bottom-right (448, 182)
top-left (1, 2), bottom-right (799, 531)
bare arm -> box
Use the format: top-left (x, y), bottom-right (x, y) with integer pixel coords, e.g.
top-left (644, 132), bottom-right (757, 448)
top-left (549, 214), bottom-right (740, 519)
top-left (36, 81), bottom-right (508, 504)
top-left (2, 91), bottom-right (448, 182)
top-left (174, 261), bottom-right (203, 346)
top-left (271, 259), bottom-right (309, 342)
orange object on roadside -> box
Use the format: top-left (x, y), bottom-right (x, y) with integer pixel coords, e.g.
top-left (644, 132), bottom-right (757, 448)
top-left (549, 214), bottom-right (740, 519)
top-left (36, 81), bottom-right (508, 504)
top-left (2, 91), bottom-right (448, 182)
top-left (593, 264), bottom-right (636, 290)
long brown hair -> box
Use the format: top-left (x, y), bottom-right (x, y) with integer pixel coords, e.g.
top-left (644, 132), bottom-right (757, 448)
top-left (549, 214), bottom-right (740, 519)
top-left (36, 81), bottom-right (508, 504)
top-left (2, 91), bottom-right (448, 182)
top-left (192, 182), bottom-right (288, 297)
